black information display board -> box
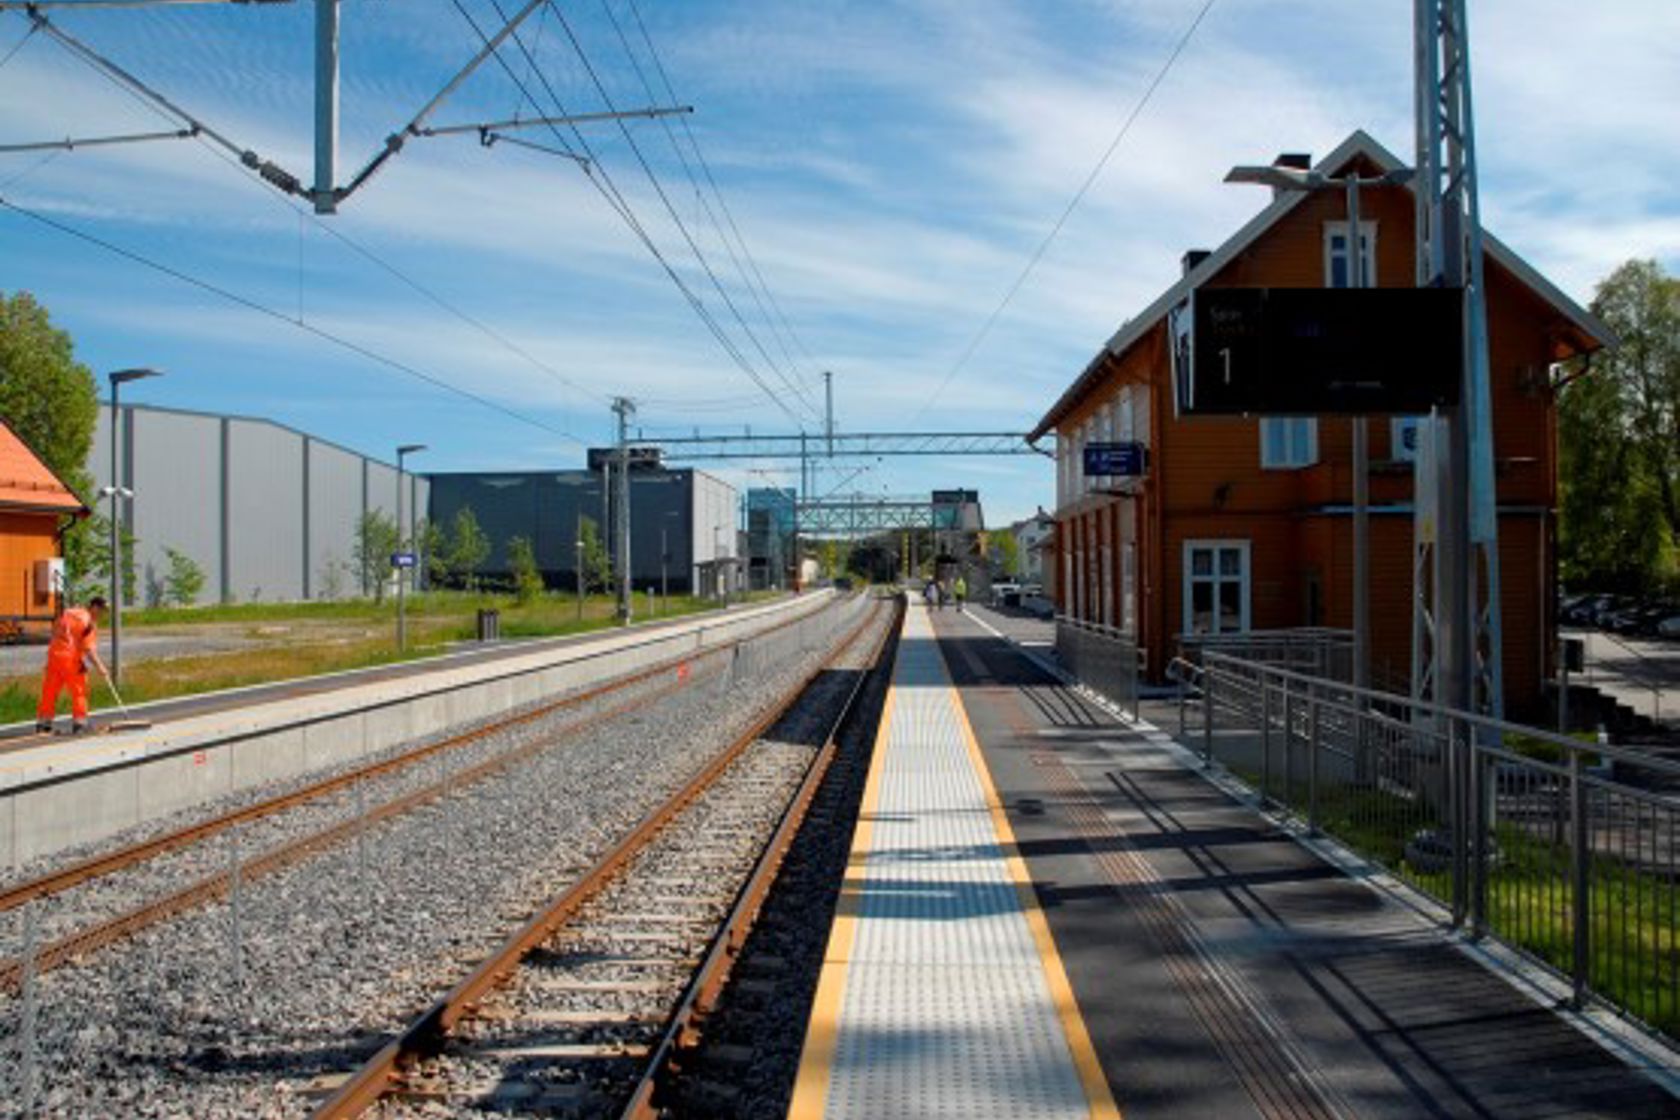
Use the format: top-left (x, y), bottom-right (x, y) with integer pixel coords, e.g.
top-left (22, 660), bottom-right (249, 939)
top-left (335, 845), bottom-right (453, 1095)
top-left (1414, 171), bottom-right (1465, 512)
top-left (1173, 287), bottom-right (1463, 415)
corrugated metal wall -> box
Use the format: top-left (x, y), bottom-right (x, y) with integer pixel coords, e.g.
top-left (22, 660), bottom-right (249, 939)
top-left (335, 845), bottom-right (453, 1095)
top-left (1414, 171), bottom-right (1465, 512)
top-left (89, 404), bottom-right (426, 605)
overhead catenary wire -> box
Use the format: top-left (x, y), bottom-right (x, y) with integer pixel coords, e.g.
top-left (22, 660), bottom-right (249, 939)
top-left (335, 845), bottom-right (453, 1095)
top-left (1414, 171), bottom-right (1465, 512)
top-left (15, 6), bottom-right (613, 420)
top-left (910, 0), bottom-right (1219, 423)
top-left (624, 0), bottom-right (824, 375)
top-left (0, 193), bottom-right (584, 444)
top-left (457, 0), bottom-right (809, 428)
top-left (602, 0), bottom-right (815, 401)
top-left (534, 0), bottom-right (822, 423)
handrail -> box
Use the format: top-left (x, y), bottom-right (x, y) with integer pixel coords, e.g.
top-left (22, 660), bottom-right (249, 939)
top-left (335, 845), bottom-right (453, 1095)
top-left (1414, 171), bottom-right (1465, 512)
top-left (1203, 649), bottom-right (1680, 779)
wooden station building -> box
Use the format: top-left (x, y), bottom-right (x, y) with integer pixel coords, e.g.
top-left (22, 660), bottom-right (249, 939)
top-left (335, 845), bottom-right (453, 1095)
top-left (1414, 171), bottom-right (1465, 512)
top-left (1030, 131), bottom-right (1611, 716)
top-left (0, 418), bottom-right (88, 633)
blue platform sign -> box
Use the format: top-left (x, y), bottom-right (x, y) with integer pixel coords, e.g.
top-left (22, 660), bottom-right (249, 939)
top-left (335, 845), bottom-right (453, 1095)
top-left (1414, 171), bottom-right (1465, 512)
top-left (391, 551), bottom-right (417, 569)
top-left (1082, 441), bottom-right (1147, 477)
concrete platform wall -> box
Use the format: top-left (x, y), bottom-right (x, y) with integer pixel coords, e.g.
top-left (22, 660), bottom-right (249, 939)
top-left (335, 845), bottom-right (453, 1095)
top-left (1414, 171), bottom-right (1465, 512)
top-left (0, 592), bottom-right (833, 870)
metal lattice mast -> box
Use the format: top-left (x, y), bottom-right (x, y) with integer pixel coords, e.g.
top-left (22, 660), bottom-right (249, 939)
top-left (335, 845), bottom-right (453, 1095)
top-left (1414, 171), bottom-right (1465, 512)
top-left (1412, 0), bottom-right (1503, 718)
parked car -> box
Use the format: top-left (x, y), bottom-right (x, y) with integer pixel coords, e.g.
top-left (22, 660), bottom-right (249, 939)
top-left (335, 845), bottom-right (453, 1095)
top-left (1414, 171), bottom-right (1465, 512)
top-left (1562, 593), bottom-right (1614, 627)
top-left (1658, 614), bottom-right (1680, 640)
top-left (990, 581), bottom-right (1022, 608)
top-left (1591, 595), bottom-right (1636, 629)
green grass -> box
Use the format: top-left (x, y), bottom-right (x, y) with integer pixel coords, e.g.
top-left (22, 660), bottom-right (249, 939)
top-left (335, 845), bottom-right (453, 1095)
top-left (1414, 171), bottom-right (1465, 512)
top-left (17, 589), bottom-right (785, 724)
top-left (1236, 767), bottom-right (1678, 1037)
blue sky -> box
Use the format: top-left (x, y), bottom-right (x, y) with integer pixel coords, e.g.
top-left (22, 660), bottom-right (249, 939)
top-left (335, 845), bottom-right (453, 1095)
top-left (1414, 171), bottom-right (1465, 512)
top-left (2, 0), bottom-right (1676, 527)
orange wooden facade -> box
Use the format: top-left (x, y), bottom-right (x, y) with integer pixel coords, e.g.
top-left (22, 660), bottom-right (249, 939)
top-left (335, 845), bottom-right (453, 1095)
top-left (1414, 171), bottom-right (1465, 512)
top-left (0, 419), bottom-right (89, 624)
top-left (1036, 138), bottom-right (1606, 718)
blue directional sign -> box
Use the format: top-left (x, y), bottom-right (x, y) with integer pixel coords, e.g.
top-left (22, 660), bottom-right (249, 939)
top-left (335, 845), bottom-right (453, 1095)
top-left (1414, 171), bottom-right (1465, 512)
top-left (1083, 441), bottom-right (1148, 477)
top-left (390, 551), bottom-right (417, 569)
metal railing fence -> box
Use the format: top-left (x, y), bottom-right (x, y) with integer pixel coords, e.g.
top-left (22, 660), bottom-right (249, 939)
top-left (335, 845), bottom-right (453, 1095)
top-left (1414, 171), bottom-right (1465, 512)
top-left (1055, 616), bottom-right (1141, 718)
top-left (1194, 650), bottom-right (1680, 1042)
top-left (1177, 627), bottom-right (1354, 681)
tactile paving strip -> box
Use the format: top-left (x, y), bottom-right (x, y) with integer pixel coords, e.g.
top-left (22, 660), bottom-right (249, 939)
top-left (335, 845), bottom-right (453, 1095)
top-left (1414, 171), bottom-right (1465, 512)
top-left (824, 604), bottom-right (1091, 1119)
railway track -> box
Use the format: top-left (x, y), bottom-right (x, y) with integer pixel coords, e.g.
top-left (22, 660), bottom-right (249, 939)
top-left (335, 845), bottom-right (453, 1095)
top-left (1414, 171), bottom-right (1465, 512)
top-left (0, 594), bottom-right (868, 1116)
top-left (0, 598), bottom-right (834, 995)
top-left (313, 595), bottom-right (900, 1118)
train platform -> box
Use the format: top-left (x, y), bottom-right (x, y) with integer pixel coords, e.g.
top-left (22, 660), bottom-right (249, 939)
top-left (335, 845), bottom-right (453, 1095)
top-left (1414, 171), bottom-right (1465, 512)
top-left (792, 598), bottom-right (1678, 1119)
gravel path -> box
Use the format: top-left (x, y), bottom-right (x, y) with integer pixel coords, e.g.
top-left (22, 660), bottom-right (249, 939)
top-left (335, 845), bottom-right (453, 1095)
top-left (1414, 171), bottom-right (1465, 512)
top-left (0, 596), bottom-right (869, 1118)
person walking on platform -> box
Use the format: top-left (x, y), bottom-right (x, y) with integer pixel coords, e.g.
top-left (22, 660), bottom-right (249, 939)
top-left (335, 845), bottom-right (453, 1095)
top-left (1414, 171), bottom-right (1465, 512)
top-left (953, 573), bottom-right (968, 613)
top-left (922, 579), bottom-right (939, 611)
top-left (37, 595), bottom-right (108, 735)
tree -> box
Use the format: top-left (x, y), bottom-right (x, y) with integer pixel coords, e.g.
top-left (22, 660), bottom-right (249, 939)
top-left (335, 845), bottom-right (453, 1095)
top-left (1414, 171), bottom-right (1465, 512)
top-left (163, 547), bottom-right (206, 607)
top-left (507, 536), bottom-right (544, 604)
top-left (67, 510), bottom-right (137, 604)
top-left (1, 291), bottom-right (103, 600)
top-left (447, 507), bottom-right (491, 591)
top-left (420, 517), bottom-right (452, 588)
top-left (1559, 259), bottom-right (1680, 591)
top-left (992, 532), bottom-right (1020, 579)
top-left (0, 291), bottom-right (99, 493)
top-left (353, 510), bottom-right (399, 603)
top-left (578, 515), bottom-right (611, 594)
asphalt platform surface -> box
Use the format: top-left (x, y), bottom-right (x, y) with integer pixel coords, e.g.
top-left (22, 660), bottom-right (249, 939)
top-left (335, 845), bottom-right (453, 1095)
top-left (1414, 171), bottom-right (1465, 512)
top-left (929, 605), bottom-right (1676, 1119)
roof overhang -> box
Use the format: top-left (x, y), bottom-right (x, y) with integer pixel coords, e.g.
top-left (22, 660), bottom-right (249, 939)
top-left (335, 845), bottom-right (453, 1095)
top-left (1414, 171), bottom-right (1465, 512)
top-left (1030, 129), bottom-right (1615, 440)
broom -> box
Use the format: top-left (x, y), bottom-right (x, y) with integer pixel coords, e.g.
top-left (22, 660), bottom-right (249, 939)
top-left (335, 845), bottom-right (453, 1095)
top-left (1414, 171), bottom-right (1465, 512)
top-left (91, 660), bottom-right (153, 732)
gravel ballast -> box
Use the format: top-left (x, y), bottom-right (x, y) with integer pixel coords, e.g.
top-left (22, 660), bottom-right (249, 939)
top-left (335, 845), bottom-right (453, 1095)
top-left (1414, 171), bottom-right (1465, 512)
top-left (0, 596), bottom-right (869, 1119)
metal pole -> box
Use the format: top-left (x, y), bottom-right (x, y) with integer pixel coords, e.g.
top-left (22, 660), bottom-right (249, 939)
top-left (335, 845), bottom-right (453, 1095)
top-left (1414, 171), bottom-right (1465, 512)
top-left (109, 380), bottom-right (121, 687)
top-left (613, 397), bottom-right (633, 624)
top-left (1348, 176), bottom-right (1370, 693)
top-left (575, 511), bottom-right (584, 623)
top-left (660, 526), bottom-right (668, 612)
top-left (312, 0), bottom-right (339, 214)
top-left (824, 370), bottom-right (834, 457)
top-left (1569, 748), bottom-right (1590, 1007)
top-left (396, 450), bottom-right (406, 652)
top-left (1307, 690), bottom-right (1321, 833)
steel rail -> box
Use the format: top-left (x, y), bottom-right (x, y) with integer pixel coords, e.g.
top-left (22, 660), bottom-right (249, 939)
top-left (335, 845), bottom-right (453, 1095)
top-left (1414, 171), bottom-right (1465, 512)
top-left (621, 595), bottom-right (902, 1118)
top-left (312, 599), bottom-right (882, 1119)
top-left (0, 599), bottom-right (835, 913)
top-left (0, 655), bottom-right (736, 995)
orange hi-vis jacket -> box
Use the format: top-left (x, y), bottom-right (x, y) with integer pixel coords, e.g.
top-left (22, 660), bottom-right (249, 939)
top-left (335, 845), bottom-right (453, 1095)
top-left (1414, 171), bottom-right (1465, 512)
top-left (47, 606), bottom-right (98, 666)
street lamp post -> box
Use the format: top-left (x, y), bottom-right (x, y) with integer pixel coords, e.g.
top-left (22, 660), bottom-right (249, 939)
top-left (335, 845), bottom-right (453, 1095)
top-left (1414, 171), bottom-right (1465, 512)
top-left (395, 444), bottom-right (426, 652)
top-left (660, 510), bottom-right (680, 613)
top-left (106, 368), bottom-right (162, 687)
top-left (1224, 161), bottom-right (1412, 690)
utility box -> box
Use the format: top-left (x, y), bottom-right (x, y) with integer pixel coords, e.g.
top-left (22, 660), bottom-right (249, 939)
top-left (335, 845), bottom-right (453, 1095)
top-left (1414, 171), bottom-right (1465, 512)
top-left (33, 558), bottom-right (65, 607)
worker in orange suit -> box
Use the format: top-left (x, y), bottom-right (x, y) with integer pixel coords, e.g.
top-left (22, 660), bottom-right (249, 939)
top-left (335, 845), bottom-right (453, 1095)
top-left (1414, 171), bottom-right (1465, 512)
top-left (36, 595), bottom-right (109, 735)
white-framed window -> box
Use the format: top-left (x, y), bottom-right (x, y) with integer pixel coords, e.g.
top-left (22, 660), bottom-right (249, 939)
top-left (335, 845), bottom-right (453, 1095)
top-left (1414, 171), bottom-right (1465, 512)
top-left (1260, 416), bottom-right (1317, 469)
top-left (1324, 220), bottom-right (1377, 289)
top-left (1182, 539), bottom-right (1250, 636)
top-left (1118, 386), bottom-right (1135, 442)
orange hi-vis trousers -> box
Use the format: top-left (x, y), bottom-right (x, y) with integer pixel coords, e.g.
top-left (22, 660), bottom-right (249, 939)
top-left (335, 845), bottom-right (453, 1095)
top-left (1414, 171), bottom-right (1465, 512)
top-left (38, 655), bottom-right (89, 722)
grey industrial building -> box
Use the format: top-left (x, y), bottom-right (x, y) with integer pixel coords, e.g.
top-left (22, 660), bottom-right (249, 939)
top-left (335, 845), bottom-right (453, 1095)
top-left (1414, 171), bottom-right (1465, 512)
top-left (90, 403), bottom-right (425, 605)
top-left (87, 404), bottom-right (743, 604)
top-left (426, 468), bottom-right (738, 595)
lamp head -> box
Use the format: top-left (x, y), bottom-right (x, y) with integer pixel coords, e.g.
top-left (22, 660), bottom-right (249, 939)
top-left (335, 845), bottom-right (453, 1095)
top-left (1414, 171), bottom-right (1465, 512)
top-left (397, 443), bottom-right (428, 457)
top-left (108, 367), bottom-right (163, 386)
top-left (1223, 164), bottom-right (1324, 191)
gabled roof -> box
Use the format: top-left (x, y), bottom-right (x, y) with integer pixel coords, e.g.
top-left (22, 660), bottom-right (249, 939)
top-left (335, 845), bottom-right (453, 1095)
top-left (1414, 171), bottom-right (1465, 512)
top-left (1030, 129), bottom-right (1615, 440)
top-left (0, 417), bottom-right (89, 516)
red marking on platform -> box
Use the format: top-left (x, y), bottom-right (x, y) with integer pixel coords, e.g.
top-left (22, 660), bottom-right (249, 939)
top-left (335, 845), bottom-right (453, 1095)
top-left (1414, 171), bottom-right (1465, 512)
top-left (193, 751), bottom-right (208, 766)
top-left (677, 662), bottom-right (691, 683)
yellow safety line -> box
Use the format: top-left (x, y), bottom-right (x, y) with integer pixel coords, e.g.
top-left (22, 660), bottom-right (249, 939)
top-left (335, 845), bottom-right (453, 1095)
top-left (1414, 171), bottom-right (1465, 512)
top-left (788, 683), bottom-right (896, 1119)
top-left (935, 626), bottom-right (1124, 1120)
